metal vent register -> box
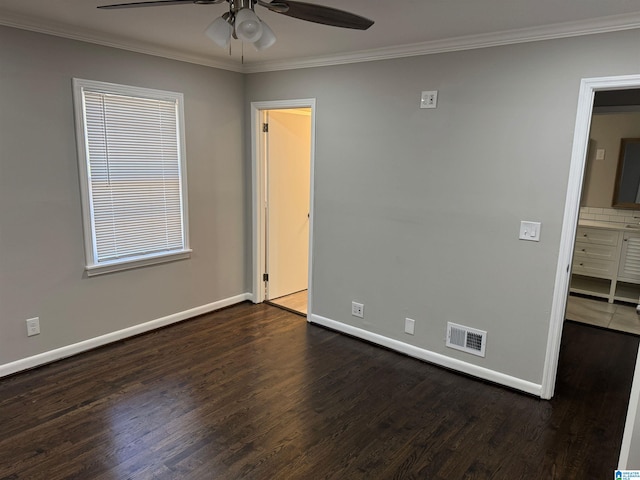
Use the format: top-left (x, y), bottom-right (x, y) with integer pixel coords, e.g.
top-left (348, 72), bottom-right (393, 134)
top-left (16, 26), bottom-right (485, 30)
top-left (446, 322), bottom-right (487, 357)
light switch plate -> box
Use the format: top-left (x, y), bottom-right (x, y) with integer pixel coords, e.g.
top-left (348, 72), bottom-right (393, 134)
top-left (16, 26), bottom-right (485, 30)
top-left (595, 148), bottom-right (606, 160)
top-left (519, 221), bottom-right (541, 242)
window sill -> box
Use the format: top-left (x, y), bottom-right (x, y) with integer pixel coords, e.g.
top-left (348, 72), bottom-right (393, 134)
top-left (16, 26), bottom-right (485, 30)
top-left (85, 249), bottom-right (192, 277)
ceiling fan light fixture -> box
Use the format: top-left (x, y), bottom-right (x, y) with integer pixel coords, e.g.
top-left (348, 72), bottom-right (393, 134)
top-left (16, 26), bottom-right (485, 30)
top-left (253, 20), bottom-right (276, 50)
top-left (234, 7), bottom-right (263, 43)
top-left (205, 16), bottom-right (232, 47)
top-left (98, 0), bottom-right (374, 54)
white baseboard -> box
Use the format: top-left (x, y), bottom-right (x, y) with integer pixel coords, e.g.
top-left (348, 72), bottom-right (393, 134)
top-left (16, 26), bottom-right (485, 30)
top-left (309, 313), bottom-right (543, 397)
top-left (0, 293), bottom-right (252, 379)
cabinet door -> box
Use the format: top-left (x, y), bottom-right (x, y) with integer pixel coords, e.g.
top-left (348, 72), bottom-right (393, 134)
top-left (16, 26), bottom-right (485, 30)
top-left (618, 233), bottom-right (640, 283)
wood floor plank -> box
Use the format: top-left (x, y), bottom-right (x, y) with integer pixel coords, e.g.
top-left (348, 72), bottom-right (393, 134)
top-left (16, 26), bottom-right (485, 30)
top-left (0, 304), bottom-right (637, 479)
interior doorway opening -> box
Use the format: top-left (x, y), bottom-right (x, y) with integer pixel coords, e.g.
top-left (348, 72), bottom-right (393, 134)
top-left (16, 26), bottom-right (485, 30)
top-left (566, 88), bottom-right (640, 333)
top-left (251, 99), bottom-right (316, 318)
top-left (544, 74), bottom-right (640, 469)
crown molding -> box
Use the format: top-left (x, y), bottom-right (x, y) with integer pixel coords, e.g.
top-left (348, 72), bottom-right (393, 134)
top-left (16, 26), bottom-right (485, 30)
top-left (243, 11), bottom-right (640, 73)
top-left (2, 9), bottom-right (640, 75)
top-left (0, 9), bottom-right (243, 73)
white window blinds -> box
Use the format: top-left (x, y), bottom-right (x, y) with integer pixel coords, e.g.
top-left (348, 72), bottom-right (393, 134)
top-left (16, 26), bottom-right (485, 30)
top-left (74, 79), bottom-right (190, 275)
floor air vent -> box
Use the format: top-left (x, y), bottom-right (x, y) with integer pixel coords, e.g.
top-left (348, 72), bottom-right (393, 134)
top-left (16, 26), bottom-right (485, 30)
top-left (446, 322), bottom-right (487, 357)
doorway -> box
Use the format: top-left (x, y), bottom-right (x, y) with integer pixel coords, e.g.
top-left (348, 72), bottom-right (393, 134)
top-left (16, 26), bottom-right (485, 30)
top-left (566, 89), bottom-right (640, 334)
top-left (264, 108), bottom-right (311, 314)
top-left (544, 74), bottom-right (640, 399)
top-left (543, 74), bottom-right (640, 468)
top-left (251, 99), bottom-right (316, 318)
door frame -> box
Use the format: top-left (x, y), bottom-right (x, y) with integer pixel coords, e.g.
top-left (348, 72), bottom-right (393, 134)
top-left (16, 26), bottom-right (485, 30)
top-left (543, 74), bottom-right (640, 398)
top-left (250, 98), bottom-right (316, 318)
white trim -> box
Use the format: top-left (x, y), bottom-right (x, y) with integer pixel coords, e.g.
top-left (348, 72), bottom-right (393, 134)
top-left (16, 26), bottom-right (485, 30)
top-left (540, 79), bottom-right (594, 400)
top-left (530, 74), bottom-right (640, 467)
top-left (542, 74), bottom-right (640, 401)
top-left (248, 14), bottom-right (638, 72)
top-left (0, 293), bottom-right (251, 379)
top-left (310, 313), bottom-right (542, 397)
top-left (72, 78), bottom-right (191, 276)
top-left (244, 12), bottom-right (640, 73)
top-left (619, 343), bottom-right (640, 469)
top-left (85, 249), bottom-right (192, 277)
top-left (0, 10), bottom-right (242, 73)
top-left (3, 9), bottom-right (640, 73)
top-left (250, 99), bottom-right (316, 320)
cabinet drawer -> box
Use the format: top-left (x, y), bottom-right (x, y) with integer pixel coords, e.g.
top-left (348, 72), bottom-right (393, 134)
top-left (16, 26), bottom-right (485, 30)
top-left (576, 227), bottom-right (620, 246)
top-left (573, 241), bottom-right (618, 261)
top-left (572, 258), bottom-right (617, 278)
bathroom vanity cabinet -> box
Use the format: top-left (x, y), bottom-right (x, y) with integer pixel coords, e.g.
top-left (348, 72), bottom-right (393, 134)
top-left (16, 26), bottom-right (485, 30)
top-left (570, 224), bottom-right (640, 303)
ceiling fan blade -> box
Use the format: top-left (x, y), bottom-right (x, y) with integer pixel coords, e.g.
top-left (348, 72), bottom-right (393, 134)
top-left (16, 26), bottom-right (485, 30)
top-left (265, 1), bottom-right (374, 30)
top-left (98, 0), bottom-right (222, 10)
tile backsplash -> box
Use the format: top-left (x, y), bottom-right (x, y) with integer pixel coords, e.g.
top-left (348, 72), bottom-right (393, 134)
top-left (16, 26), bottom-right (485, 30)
top-left (580, 206), bottom-right (640, 227)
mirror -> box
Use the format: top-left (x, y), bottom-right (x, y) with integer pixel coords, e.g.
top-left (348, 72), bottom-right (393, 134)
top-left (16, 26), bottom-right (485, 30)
top-left (612, 138), bottom-right (640, 209)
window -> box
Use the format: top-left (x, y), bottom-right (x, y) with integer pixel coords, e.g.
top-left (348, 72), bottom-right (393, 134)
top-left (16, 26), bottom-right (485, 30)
top-left (73, 79), bottom-right (190, 276)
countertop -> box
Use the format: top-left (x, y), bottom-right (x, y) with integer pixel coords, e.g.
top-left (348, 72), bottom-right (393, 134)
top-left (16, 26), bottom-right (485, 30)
top-left (578, 219), bottom-right (640, 232)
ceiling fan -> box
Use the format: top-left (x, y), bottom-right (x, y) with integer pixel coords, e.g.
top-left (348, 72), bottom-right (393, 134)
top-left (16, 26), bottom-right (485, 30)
top-left (98, 0), bottom-right (374, 51)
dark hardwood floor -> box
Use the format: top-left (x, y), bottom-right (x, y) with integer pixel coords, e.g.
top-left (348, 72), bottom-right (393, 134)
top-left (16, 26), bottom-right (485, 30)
top-left (0, 303), bottom-right (637, 479)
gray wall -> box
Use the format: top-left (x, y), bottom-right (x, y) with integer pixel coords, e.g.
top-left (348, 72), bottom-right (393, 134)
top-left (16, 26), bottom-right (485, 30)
top-left (246, 30), bottom-right (640, 385)
top-left (0, 26), bottom-right (247, 365)
top-left (2, 19), bottom-right (640, 390)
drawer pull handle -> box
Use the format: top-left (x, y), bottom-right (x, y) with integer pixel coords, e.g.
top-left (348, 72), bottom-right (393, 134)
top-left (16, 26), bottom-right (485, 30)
top-left (583, 234), bottom-right (588, 237)
top-left (581, 248), bottom-right (586, 252)
top-left (579, 263), bottom-right (584, 266)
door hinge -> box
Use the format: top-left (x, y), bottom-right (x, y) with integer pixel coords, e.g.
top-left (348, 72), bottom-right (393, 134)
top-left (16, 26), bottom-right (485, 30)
top-left (263, 273), bottom-right (269, 281)
top-left (263, 123), bottom-right (269, 133)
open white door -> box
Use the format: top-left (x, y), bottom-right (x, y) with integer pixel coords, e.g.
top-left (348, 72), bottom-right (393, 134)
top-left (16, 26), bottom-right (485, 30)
top-left (265, 109), bottom-right (311, 300)
top-left (251, 98), bottom-right (316, 313)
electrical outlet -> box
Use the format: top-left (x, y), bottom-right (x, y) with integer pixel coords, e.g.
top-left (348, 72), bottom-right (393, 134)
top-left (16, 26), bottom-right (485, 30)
top-left (352, 301), bottom-right (364, 318)
top-left (420, 90), bottom-right (438, 109)
top-left (26, 317), bottom-right (40, 337)
top-left (405, 318), bottom-right (415, 335)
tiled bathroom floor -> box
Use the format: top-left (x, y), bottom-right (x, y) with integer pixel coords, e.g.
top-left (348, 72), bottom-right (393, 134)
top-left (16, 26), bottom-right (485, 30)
top-left (566, 294), bottom-right (640, 335)
top-left (267, 290), bottom-right (307, 316)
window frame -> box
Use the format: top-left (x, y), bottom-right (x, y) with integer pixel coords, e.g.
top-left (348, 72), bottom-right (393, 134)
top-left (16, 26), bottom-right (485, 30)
top-left (72, 78), bottom-right (191, 276)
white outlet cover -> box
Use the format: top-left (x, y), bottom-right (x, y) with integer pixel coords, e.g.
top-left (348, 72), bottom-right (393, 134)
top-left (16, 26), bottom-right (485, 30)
top-left (405, 318), bottom-right (415, 335)
top-left (26, 317), bottom-right (40, 336)
top-left (420, 90), bottom-right (438, 109)
top-left (352, 302), bottom-right (364, 318)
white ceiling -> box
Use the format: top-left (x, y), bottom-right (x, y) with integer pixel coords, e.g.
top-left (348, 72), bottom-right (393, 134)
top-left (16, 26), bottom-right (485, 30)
top-left (2, 0), bottom-right (640, 73)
